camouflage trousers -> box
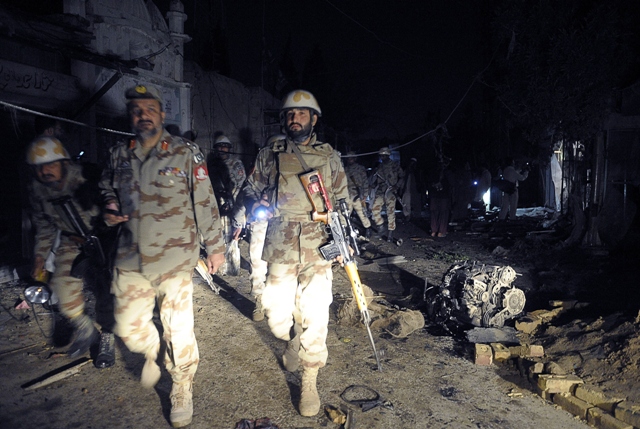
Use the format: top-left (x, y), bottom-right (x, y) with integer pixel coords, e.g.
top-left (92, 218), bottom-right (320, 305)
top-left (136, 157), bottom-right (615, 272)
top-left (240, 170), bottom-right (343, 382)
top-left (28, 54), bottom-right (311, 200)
top-left (371, 190), bottom-right (398, 230)
top-left (262, 261), bottom-right (333, 368)
top-left (49, 237), bottom-right (87, 320)
top-left (248, 220), bottom-right (268, 297)
top-left (347, 197), bottom-right (371, 229)
top-left (112, 268), bottom-right (198, 383)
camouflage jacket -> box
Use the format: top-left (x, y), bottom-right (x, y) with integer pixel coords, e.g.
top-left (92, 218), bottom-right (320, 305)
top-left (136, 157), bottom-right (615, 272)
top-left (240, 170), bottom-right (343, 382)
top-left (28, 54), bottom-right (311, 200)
top-left (29, 163), bottom-right (99, 259)
top-left (224, 156), bottom-right (247, 228)
top-left (244, 135), bottom-right (349, 265)
top-left (371, 159), bottom-right (405, 194)
top-left (344, 161), bottom-right (370, 201)
top-left (99, 131), bottom-right (226, 275)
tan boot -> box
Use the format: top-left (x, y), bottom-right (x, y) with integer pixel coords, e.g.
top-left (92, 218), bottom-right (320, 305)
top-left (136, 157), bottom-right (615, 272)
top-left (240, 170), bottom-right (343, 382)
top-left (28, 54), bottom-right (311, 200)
top-left (299, 367), bottom-right (320, 416)
top-left (140, 349), bottom-right (161, 389)
top-left (282, 324), bottom-right (302, 372)
top-left (170, 381), bottom-right (193, 428)
top-left (252, 295), bottom-right (265, 322)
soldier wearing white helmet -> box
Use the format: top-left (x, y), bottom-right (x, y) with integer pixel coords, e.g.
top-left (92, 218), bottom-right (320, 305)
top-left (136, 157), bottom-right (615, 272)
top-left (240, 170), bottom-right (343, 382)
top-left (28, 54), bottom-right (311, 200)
top-left (279, 89), bottom-right (322, 143)
top-left (244, 90), bottom-right (350, 417)
top-left (26, 136), bottom-right (117, 369)
top-left (209, 134), bottom-right (247, 275)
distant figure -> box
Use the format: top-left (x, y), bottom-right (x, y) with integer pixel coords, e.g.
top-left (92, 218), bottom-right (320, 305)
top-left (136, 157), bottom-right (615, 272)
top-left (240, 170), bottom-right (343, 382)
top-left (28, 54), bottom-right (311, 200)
top-left (451, 161), bottom-right (473, 222)
top-left (370, 147), bottom-right (404, 242)
top-left (429, 161), bottom-right (454, 237)
top-left (344, 151), bottom-right (372, 237)
top-left (499, 157), bottom-right (529, 220)
top-left (401, 157), bottom-right (421, 221)
top-left (34, 116), bottom-right (65, 140)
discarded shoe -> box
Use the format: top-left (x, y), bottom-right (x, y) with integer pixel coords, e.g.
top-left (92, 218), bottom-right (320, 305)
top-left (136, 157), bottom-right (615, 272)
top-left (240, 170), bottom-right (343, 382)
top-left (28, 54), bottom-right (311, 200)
top-left (170, 381), bottom-right (193, 428)
top-left (68, 314), bottom-right (99, 358)
top-left (94, 332), bottom-right (116, 369)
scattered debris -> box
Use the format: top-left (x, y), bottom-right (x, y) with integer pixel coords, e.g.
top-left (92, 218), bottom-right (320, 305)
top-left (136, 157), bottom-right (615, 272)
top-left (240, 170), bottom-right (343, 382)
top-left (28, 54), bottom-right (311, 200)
top-left (340, 385), bottom-right (394, 412)
top-left (424, 261), bottom-right (526, 331)
top-left (234, 417), bottom-right (281, 429)
top-left (370, 310), bottom-right (424, 338)
top-left (0, 343), bottom-right (38, 358)
top-left (466, 327), bottom-right (520, 345)
top-left (21, 357), bottom-right (92, 390)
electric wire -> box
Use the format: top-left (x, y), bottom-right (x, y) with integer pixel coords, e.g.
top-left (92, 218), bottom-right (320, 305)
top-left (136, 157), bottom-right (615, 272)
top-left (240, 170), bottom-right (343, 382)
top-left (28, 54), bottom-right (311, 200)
top-left (0, 100), bottom-right (134, 137)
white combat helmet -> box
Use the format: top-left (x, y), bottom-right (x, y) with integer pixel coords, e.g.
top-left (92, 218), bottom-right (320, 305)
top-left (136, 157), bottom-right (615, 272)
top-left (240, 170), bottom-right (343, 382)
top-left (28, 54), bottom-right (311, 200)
top-left (26, 137), bottom-right (71, 165)
top-left (280, 90), bottom-right (322, 117)
top-left (378, 147), bottom-right (391, 156)
top-left (214, 135), bottom-right (233, 148)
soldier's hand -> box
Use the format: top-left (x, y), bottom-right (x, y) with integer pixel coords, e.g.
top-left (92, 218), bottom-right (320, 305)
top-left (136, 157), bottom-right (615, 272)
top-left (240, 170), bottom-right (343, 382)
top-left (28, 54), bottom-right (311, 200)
top-left (232, 227), bottom-right (243, 240)
top-left (32, 255), bottom-right (45, 279)
top-left (207, 252), bottom-right (225, 274)
top-left (251, 200), bottom-right (273, 220)
top-left (104, 201), bottom-right (129, 226)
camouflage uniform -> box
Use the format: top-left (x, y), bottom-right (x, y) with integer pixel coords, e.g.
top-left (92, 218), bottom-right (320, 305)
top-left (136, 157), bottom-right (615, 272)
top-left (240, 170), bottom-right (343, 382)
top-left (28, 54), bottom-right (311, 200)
top-left (223, 155), bottom-right (247, 229)
top-left (100, 130), bottom-right (225, 383)
top-left (248, 217), bottom-right (268, 297)
top-left (371, 159), bottom-right (404, 231)
top-left (244, 135), bottom-right (349, 367)
top-left (29, 163), bottom-right (103, 322)
top-left (344, 160), bottom-right (371, 229)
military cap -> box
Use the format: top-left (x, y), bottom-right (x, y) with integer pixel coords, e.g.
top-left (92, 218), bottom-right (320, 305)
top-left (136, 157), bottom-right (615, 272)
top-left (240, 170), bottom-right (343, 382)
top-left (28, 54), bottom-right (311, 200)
top-left (125, 84), bottom-right (163, 103)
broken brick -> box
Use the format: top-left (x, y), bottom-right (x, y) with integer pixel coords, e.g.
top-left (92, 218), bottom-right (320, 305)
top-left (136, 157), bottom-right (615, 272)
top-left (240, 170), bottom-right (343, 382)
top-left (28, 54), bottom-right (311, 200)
top-left (475, 343), bottom-right (493, 366)
top-left (538, 374), bottom-right (584, 394)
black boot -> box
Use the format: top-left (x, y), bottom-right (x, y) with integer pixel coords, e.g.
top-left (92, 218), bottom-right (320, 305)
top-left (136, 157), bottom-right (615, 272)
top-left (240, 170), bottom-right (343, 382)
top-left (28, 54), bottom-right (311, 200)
top-left (95, 332), bottom-right (116, 368)
top-left (68, 314), bottom-right (99, 358)
top-left (387, 229), bottom-right (394, 242)
top-left (374, 224), bottom-right (387, 239)
top-left (364, 227), bottom-right (372, 239)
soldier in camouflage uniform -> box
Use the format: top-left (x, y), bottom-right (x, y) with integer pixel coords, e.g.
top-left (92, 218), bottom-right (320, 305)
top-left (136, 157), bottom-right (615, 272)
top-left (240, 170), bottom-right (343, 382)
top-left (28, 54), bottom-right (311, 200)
top-left (27, 136), bottom-right (116, 367)
top-left (100, 85), bottom-right (225, 428)
top-left (244, 90), bottom-right (349, 417)
top-left (209, 135), bottom-right (246, 275)
top-left (370, 146), bottom-right (405, 242)
top-left (246, 134), bottom-right (285, 322)
top-left (344, 151), bottom-right (372, 238)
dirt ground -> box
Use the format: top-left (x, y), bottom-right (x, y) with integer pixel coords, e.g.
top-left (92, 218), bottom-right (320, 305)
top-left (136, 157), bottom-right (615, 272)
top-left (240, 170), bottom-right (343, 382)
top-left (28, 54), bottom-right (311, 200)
top-left (1, 210), bottom-right (639, 429)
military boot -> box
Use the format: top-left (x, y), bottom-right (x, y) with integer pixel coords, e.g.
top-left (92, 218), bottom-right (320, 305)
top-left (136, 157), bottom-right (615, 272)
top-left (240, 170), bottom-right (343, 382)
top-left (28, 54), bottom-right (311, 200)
top-left (299, 367), bottom-right (320, 416)
top-left (386, 229), bottom-right (394, 243)
top-left (140, 348), bottom-right (161, 389)
top-left (252, 295), bottom-right (265, 322)
top-left (283, 324), bottom-right (302, 372)
top-left (170, 380), bottom-right (193, 428)
top-left (374, 223), bottom-right (387, 240)
top-left (68, 314), bottom-right (99, 358)
top-left (94, 332), bottom-right (116, 369)
top-left (364, 227), bottom-right (372, 239)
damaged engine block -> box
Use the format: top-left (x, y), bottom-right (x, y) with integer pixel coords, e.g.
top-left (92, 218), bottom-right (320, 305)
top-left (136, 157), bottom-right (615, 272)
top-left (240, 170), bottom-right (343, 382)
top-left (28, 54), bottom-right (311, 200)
top-left (424, 261), bottom-right (526, 330)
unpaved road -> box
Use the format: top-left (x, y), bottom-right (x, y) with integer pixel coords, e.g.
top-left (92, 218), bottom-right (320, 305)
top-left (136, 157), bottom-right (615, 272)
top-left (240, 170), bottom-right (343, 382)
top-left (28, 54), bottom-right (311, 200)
top-left (0, 218), bottom-right (599, 429)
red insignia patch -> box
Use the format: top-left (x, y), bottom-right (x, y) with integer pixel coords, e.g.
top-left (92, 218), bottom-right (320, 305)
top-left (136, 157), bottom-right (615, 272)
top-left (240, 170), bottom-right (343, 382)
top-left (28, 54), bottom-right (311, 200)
top-left (195, 165), bottom-right (208, 181)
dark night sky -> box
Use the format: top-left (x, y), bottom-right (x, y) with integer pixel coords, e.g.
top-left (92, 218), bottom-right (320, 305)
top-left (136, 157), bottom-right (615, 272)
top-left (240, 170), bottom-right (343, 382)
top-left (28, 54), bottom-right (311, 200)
top-left (178, 0), bottom-right (489, 140)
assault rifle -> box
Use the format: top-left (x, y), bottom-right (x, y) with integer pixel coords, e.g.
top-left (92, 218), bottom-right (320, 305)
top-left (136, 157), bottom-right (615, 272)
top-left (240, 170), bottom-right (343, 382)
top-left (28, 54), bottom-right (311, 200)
top-left (49, 196), bottom-right (106, 278)
top-left (299, 170), bottom-right (383, 371)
